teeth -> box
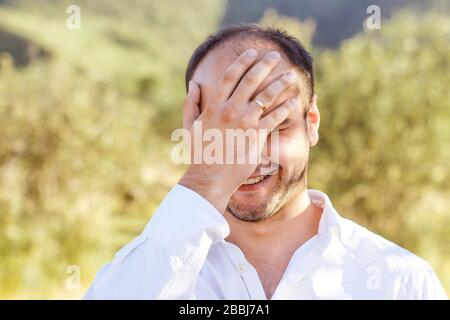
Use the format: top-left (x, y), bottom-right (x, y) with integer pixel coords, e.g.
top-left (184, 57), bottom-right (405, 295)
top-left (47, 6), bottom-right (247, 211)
top-left (242, 175), bottom-right (266, 185)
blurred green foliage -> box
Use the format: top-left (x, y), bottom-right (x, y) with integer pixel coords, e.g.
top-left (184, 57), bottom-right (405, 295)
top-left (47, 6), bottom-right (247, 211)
top-left (311, 10), bottom-right (450, 291)
top-left (0, 1), bottom-right (448, 298)
top-left (0, 0), bottom-right (224, 298)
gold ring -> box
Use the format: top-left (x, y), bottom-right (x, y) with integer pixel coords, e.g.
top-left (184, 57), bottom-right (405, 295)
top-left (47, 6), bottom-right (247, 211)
top-left (254, 99), bottom-right (266, 112)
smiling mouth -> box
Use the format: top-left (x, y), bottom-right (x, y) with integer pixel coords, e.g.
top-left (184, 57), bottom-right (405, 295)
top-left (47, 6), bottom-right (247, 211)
top-left (241, 175), bottom-right (270, 186)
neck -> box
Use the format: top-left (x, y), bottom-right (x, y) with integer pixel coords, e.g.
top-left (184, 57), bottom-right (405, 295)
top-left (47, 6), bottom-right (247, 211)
top-left (224, 186), bottom-right (323, 254)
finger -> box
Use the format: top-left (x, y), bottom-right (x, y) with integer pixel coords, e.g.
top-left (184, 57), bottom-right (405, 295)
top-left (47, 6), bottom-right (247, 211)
top-left (266, 82), bottom-right (300, 116)
top-left (259, 98), bottom-right (297, 133)
top-left (248, 70), bottom-right (297, 116)
top-left (231, 51), bottom-right (281, 102)
top-left (183, 80), bottom-right (201, 129)
top-left (213, 48), bottom-right (258, 103)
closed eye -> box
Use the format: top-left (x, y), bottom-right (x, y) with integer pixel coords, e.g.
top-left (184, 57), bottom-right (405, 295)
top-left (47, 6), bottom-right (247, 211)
top-left (276, 118), bottom-right (292, 130)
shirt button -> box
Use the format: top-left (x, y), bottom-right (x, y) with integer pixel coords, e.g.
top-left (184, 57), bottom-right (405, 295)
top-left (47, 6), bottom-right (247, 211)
top-left (237, 264), bottom-right (246, 273)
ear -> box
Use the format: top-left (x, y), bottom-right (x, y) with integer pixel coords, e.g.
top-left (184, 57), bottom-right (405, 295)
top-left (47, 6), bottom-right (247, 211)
top-left (307, 94), bottom-right (320, 147)
top-left (183, 81), bottom-right (201, 130)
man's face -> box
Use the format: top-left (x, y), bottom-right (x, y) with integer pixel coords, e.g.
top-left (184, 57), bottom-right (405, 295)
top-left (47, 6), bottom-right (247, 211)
top-left (192, 44), bottom-right (315, 222)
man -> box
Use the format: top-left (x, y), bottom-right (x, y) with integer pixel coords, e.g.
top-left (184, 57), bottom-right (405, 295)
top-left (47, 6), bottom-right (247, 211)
top-left (85, 25), bottom-right (447, 299)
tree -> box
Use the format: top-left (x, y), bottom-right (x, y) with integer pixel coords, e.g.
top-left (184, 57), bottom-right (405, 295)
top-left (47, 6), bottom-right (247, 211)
top-left (311, 10), bottom-right (450, 284)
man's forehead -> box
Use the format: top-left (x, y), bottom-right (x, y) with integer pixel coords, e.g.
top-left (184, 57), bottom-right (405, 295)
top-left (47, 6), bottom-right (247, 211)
top-left (192, 43), bottom-right (298, 99)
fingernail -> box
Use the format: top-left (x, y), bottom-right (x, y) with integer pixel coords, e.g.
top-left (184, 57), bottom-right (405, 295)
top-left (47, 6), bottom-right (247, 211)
top-left (188, 80), bottom-right (194, 93)
top-left (267, 51), bottom-right (281, 60)
top-left (286, 71), bottom-right (297, 80)
top-left (246, 48), bottom-right (257, 57)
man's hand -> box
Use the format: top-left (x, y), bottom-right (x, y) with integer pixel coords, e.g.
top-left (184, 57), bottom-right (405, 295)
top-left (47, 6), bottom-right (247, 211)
top-left (179, 49), bottom-right (298, 213)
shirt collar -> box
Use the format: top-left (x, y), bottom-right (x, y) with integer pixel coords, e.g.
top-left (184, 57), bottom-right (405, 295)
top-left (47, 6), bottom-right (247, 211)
top-left (308, 189), bottom-right (350, 262)
top-left (308, 189), bottom-right (342, 236)
top-left (269, 189), bottom-right (348, 295)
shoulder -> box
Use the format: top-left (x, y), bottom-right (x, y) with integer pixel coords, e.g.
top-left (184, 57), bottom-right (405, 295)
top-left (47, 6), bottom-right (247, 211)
top-left (339, 216), bottom-right (428, 273)
top-left (337, 216), bottom-right (447, 299)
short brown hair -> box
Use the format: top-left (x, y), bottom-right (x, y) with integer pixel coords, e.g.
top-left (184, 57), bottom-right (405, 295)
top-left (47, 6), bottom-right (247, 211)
top-left (185, 24), bottom-right (314, 103)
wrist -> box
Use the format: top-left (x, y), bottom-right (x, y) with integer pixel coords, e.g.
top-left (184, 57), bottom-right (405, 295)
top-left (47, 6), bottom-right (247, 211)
top-left (179, 165), bottom-right (234, 213)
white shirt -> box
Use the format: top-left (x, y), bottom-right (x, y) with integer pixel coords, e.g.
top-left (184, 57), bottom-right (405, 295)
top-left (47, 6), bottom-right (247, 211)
top-left (84, 184), bottom-right (447, 300)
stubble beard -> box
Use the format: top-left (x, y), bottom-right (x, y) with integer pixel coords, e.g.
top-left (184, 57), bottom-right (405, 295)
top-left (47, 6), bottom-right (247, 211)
top-left (226, 160), bottom-right (309, 222)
